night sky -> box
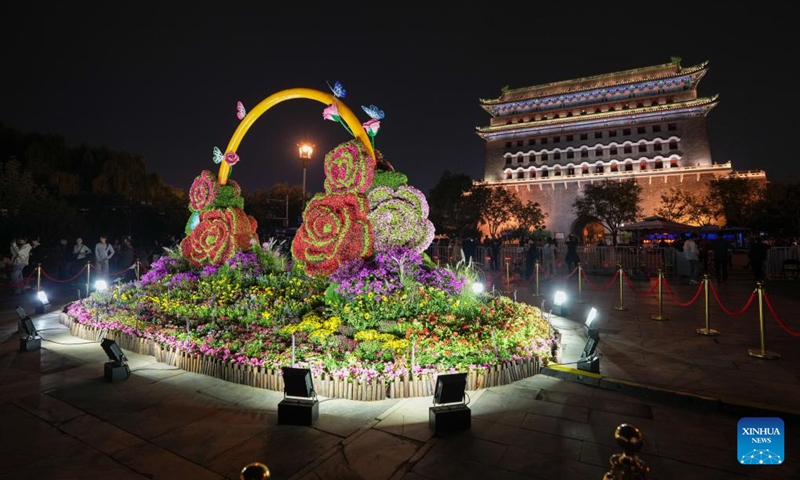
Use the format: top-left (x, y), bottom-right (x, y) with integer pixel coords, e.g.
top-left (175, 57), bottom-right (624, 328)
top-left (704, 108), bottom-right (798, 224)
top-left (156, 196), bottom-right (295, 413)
top-left (3, 5), bottom-right (797, 196)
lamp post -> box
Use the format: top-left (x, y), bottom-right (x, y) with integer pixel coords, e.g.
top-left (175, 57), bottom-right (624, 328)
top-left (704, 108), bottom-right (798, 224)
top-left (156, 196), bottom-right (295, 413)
top-left (298, 142), bottom-right (314, 213)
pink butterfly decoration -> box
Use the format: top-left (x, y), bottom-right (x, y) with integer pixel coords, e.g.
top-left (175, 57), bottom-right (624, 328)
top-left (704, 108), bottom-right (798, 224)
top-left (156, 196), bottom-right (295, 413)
top-left (236, 101), bottom-right (246, 120)
top-left (224, 152), bottom-right (240, 166)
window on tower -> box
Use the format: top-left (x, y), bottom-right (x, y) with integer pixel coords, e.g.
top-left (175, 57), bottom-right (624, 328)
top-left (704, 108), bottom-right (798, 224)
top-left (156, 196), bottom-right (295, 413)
top-left (624, 145), bottom-right (632, 154)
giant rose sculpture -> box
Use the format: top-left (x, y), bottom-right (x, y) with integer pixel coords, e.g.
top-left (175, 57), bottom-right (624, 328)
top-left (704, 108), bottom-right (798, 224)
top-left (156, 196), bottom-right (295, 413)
top-left (291, 192), bottom-right (373, 276)
top-left (181, 169), bottom-right (258, 267)
top-left (323, 139), bottom-right (375, 194)
top-left (368, 186), bottom-right (435, 254)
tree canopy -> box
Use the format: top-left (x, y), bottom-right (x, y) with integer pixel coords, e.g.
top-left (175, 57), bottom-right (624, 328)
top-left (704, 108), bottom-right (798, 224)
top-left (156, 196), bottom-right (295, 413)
top-left (573, 179), bottom-right (642, 245)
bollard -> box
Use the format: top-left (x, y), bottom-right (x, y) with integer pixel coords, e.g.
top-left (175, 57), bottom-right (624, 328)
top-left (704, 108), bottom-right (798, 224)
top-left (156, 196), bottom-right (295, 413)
top-left (603, 423), bottom-right (650, 480)
top-left (695, 274), bottom-right (719, 336)
top-left (614, 264), bottom-right (628, 311)
top-left (240, 462), bottom-right (270, 479)
top-left (532, 261), bottom-right (541, 297)
top-left (37, 263), bottom-right (42, 292)
top-left (650, 270), bottom-right (669, 321)
top-left (747, 282), bottom-right (780, 359)
top-left (576, 262), bottom-right (585, 303)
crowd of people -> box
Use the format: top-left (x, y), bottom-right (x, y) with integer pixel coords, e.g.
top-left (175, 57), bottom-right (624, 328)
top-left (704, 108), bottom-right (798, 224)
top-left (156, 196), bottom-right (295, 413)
top-left (3, 233), bottom-right (179, 294)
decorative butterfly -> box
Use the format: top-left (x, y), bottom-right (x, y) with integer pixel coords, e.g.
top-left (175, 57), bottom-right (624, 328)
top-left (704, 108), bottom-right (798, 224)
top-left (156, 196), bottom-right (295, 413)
top-left (236, 101), bottom-right (247, 120)
top-left (362, 104), bottom-right (385, 120)
top-left (326, 80), bottom-right (346, 98)
top-left (213, 146), bottom-right (223, 164)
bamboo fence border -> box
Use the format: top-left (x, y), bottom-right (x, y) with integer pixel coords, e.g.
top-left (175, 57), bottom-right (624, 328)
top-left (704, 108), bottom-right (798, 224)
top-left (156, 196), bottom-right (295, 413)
top-left (60, 312), bottom-right (542, 401)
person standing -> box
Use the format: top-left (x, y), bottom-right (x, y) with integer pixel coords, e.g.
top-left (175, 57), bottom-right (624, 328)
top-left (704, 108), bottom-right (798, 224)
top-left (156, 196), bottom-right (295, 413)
top-left (565, 234), bottom-right (581, 273)
top-left (683, 233), bottom-right (700, 284)
top-left (72, 237), bottom-right (92, 276)
top-left (711, 236), bottom-right (731, 284)
top-left (462, 236), bottom-right (476, 265)
top-left (10, 237), bottom-right (31, 294)
top-left (542, 237), bottom-right (557, 276)
top-left (747, 236), bottom-right (769, 282)
top-left (94, 235), bottom-right (115, 276)
top-left (57, 237), bottom-right (71, 280)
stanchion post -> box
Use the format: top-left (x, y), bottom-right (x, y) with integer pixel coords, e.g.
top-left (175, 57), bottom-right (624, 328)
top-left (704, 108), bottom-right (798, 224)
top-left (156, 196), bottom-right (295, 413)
top-left (748, 282), bottom-right (780, 359)
top-left (135, 259), bottom-right (141, 281)
top-left (86, 260), bottom-right (92, 297)
top-left (614, 263), bottom-right (628, 311)
top-left (576, 262), bottom-right (585, 303)
top-left (603, 423), bottom-right (651, 480)
top-left (532, 261), bottom-right (541, 297)
top-left (695, 274), bottom-right (719, 336)
top-left (505, 257), bottom-right (510, 285)
top-left (36, 263), bottom-right (42, 292)
top-left (650, 269), bottom-right (669, 321)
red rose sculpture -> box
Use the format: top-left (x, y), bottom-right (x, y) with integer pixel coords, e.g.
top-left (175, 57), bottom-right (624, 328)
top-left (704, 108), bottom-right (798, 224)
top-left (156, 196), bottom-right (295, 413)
top-left (181, 207), bottom-right (259, 267)
top-left (189, 170), bottom-right (219, 212)
top-left (292, 193), bottom-right (373, 276)
top-left (323, 139), bottom-right (374, 194)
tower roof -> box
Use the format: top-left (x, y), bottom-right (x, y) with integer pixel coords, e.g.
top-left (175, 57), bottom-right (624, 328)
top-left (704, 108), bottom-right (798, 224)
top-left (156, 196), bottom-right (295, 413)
top-left (479, 58), bottom-right (709, 107)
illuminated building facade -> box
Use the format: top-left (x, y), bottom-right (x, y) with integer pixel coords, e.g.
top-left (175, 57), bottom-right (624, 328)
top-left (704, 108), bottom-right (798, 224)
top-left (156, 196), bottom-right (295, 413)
top-left (476, 58), bottom-right (766, 242)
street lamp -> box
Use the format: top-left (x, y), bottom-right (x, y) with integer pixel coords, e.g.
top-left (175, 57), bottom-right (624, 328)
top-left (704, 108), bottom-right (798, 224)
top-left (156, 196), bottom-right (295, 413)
top-left (298, 142), bottom-right (314, 212)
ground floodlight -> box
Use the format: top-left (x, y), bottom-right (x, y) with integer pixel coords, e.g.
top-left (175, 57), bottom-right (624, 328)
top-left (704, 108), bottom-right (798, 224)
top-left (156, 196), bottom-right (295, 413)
top-left (578, 322), bottom-right (601, 374)
top-left (101, 338), bottom-right (130, 382)
top-left (434, 372), bottom-right (468, 405)
top-left (95, 279), bottom-right (108, 291)
top-left (21, 317), bottom-right (37, 337)
top-left (585, 307), bottom-right (598, 329)
top-left (278, 367), bottom-right (319, 425)
top-left (552, 290), bottom-right (568, 317)
top-left (35, 290), bottom-right (50, 314)
top-left (430, 372), bottom-right (471, 434)
top-left (471, 282), bottom-right (485, 294)
top-left (18, 315), bottom-right (41, 352)
top-left (16, 306), bottom-right (28, 320)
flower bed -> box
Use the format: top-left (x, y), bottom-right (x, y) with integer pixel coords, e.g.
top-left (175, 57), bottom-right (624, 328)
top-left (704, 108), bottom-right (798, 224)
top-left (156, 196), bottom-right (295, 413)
top-left (61, 243), bottom-right (556, 400)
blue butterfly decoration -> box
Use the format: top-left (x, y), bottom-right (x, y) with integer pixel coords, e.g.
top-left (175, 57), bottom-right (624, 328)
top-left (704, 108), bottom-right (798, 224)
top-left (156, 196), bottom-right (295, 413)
top-left (362, 104), bottom-right (385, 120)
top-left (213, 146), bottom-right (223, 164)
top-left (327, 80), bottom-right (346, 98)
top-left (188, 212), bottom-right (200, 231)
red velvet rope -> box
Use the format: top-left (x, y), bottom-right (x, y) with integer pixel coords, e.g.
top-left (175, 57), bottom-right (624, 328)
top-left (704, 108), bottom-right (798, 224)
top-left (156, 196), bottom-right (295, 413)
top-left (40, 266), bottom-right (88, 283)
top-left (763, 293), bottom-right (800, 337)
top-left (581, 268), bottom-right (619, 292)
top-left (622, 271), bottom-right (658, 297)
top-left (0, 268), bottom-right (37, 287)
top-left (662, 277), bottom-right (704, 307)
top-left (710, 283), bottom-right (756, 316)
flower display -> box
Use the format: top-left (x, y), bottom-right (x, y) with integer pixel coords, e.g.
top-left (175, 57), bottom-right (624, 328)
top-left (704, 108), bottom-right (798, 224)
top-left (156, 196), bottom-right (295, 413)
top-left (292, 192), bottom-right (373, 276)
top-left (363, 118), bottom-right (381, 137)
top-left (181, 207), bottom-right (258, 268)
top-left (189, 170), bottom-right (219, 212)
top-left (323, 139), bottom-right (375, 194)
top-left (368, 186), bottom-right (435, 254)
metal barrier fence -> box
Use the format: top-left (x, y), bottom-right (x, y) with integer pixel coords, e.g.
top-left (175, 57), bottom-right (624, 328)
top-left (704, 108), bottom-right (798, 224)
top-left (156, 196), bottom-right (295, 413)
top-left (765, 247), bottom-right (800, 280)
top-left (425, 245), bottom-right (678, 278)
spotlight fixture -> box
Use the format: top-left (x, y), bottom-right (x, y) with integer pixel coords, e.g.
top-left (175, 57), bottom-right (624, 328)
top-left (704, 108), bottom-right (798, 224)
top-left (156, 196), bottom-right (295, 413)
top-left (35, 290), bottom-right (50, 314)
top-left (94, 279), bottom-right (108, 291)
top-left (101, 338), bottom-right (130, 382)
top-left (278, 367), bottom-right (318, 425)
top-left (577, 308), bottom-right (600, 374)
top-left (429, 372), bottom-right (470, 434)
top-left (19, 314), bottom-right (41, 352)
top-left (471, 282), bottom-right (485, 294)
top-left (552, 290), bottom-right (568, 317)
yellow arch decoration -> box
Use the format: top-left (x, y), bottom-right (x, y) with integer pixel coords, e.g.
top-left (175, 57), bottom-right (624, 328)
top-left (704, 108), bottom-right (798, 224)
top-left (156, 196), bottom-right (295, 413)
top-left (217, 88), bottom-right (375, 185)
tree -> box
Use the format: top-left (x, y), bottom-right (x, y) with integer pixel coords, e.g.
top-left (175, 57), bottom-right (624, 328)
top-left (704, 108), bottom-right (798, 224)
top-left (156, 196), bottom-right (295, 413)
top-left (476, 184), bottom-right (519, 239)
top-left (573, 179), bottom-right (642, 245)
top-left (756, 180), bottom-right (800, 238)
top-left (512, 200), bottom-right (547, 238)
top-left (428, 171), bottom-right (483, 238)
top-left (707, 175), bottom-right (766, 228)
top-left (657, 187), bottom-right (717, 226)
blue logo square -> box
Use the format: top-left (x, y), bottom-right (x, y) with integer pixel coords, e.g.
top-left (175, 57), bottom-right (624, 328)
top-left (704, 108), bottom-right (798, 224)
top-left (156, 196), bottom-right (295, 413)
top-left (738, 417), bottom-right (784, 465)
